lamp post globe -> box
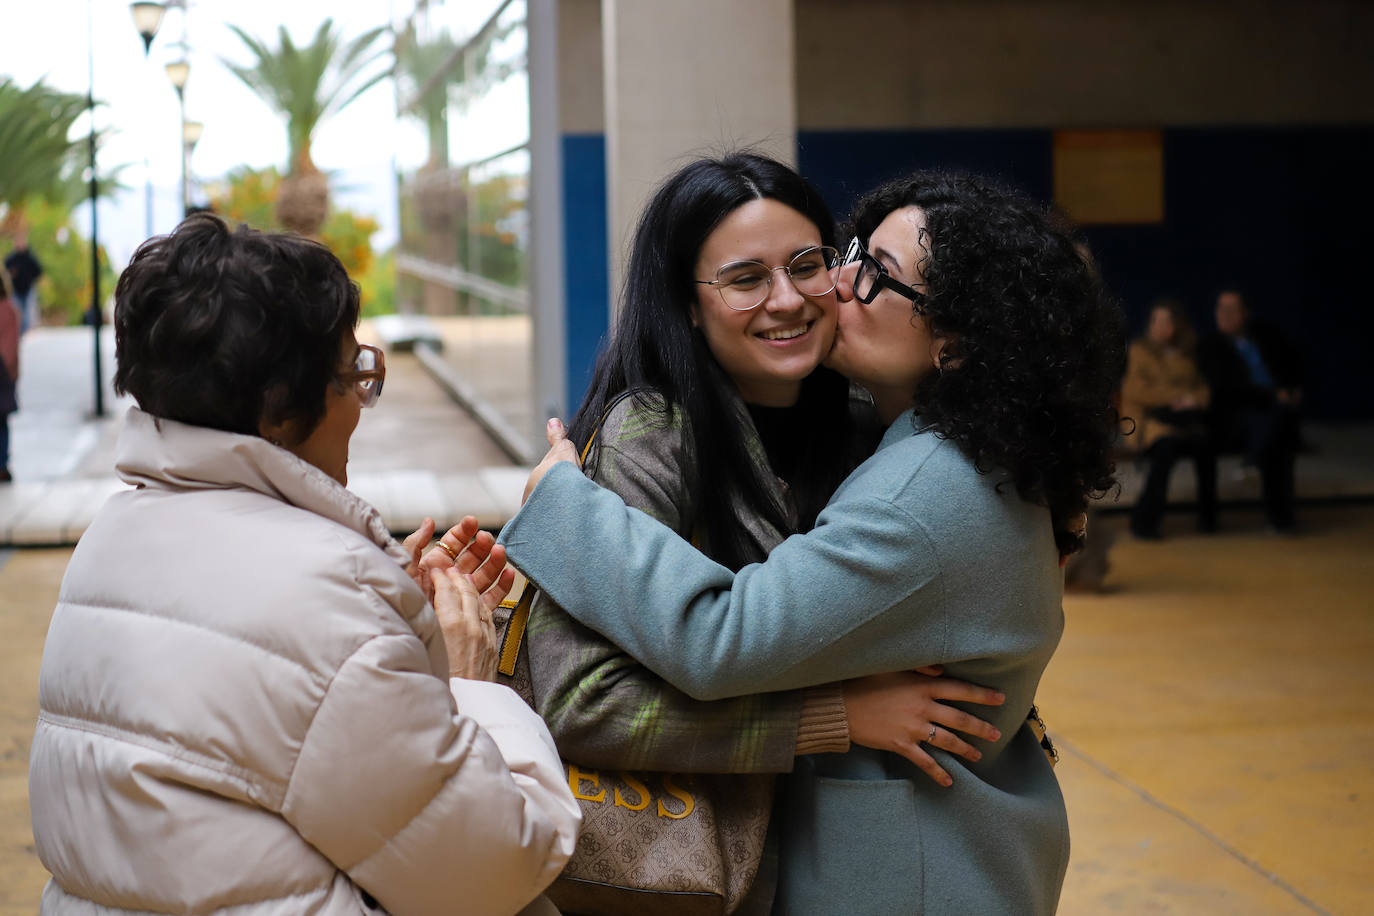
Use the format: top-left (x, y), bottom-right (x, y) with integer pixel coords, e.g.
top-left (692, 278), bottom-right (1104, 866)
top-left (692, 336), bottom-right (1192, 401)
top-left (165, 59), bottom-right (190, 98)
top-left (129, 2), bottom-right (165, 55)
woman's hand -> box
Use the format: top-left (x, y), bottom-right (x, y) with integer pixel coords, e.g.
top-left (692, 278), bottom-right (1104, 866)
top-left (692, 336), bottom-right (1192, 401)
top-left (405, 516), bottom-right (516, 609)
top-left (431, 567), bottom-right (501, 681)
top-left (401, 517), bottom-right (440, 599)
top-left (522, 418), bottom-right (581, 505)
top-left (843, 669), bottom-right (1005, 787)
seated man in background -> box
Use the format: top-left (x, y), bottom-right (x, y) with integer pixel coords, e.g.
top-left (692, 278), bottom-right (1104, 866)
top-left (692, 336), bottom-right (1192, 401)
top-left (1199, 289), bottom-right (1303, 534)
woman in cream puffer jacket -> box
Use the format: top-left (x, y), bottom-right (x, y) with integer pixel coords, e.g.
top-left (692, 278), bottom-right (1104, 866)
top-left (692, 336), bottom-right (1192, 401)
top-left (28, 215), bottom-right (579, 915)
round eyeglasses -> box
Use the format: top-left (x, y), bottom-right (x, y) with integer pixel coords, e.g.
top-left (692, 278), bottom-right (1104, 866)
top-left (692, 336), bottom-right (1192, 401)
top-left (338, 343), bottom-right (386, 408)
top-left (695, 245), bottom-right (840, 311)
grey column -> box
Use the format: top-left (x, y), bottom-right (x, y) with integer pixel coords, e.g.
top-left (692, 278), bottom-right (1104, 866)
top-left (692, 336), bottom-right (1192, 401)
top-left (601, 0), bottom-right (796, 313)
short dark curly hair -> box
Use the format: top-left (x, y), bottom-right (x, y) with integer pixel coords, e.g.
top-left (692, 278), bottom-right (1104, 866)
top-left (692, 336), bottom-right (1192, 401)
top-left (113, 213), bottom-right (360, 441)
top-left (846, 172), bottom-right (1125, 555)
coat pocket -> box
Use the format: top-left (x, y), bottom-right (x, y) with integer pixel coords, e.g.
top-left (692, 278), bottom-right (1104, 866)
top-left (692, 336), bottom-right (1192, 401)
top-left (775, 775), bottom-right (923, 915)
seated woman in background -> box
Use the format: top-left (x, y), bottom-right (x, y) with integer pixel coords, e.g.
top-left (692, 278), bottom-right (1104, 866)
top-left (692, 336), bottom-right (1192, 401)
top-left (1121, 297), bottom-right (1216, 539)
top-left (507, 171), bottom-right (1125, 914)
top-left (525, 153), bottom-right (1005, 914)
top-left (27, 214), bottom-right (580, 915)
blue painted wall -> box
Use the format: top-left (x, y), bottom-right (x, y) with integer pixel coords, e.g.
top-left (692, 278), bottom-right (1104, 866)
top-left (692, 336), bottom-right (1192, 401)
top-left (799, 127), bottom-right (1374, 420)
top-left (561, 133), bottom-right (610, 415)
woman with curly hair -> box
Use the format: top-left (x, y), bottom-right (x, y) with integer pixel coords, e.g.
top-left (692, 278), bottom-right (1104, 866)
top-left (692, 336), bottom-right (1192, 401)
top-left (503, 170), bottom-right (1125, 913)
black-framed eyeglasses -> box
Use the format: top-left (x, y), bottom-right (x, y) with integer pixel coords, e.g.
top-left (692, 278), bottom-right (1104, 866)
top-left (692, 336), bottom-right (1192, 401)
top-left (694, 245), bottom-right (839, 311)
top-left (840, 236), bottom-right (928, 309)
top-left (338, 343), bottom-right (386, 408)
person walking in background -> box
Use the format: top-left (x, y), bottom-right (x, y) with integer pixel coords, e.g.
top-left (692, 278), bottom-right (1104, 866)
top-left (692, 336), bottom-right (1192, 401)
top-left (1121, 298), bottom-right (1216, 539)
top-left (1199, 289), bottom-right (1303, 534)
top-left (0, 265), bottom-right (18, 482)
top-left (28, 215), bottom-right (580, 915)
top-left (3, 230), bottom-right (43, 333)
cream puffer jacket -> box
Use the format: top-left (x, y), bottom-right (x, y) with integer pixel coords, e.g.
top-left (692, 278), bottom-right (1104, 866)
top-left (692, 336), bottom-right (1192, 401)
top-left (29, 408), bottom-right (580, 915)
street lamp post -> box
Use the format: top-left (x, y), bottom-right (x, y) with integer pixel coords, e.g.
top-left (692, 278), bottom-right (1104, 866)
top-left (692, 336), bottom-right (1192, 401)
top-left (182, 120), bottom-right (203, 214)
top-left (129, 2), bottom-right (165, 239)
top-left (87, 0), bottom-right (104, 418)
top-left (165, 59), bottom-right (190, 217)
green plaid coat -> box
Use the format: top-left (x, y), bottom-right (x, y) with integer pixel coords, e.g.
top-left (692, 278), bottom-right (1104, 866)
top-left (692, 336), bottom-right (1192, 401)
top-left (524, 390), bottom-right (811, 774)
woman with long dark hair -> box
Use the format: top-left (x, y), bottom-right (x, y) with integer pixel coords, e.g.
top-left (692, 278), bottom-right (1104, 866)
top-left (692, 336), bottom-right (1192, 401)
top-left (568, 153), bottom-right (860, 569)
top-left (508, 170), bottom-right (1125, 913)
top-left (523, 155), bottom-right (1005, 913)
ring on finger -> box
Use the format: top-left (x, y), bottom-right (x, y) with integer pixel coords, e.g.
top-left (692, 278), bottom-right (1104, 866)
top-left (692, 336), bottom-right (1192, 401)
top-left (927, 726), bottom-right (937, 743)
top-left (435, 539), bottom-right (459, 563)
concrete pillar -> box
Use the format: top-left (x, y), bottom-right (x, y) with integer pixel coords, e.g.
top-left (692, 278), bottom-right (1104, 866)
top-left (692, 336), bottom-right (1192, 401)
top-left (602, 0), bottom-right (796, 312)
top-left (528, 0), bottom-right (566, 434)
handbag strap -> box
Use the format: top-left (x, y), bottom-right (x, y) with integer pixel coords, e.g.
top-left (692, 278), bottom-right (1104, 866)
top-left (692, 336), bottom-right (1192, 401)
top-left (496, 584), bottom-right (535, 676)
top-left (496, 425), bottom-right (604, 677)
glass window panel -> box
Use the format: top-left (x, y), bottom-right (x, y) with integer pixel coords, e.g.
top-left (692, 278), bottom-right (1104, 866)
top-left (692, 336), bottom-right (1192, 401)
top-left (395, 0), bottom-right (535, 458)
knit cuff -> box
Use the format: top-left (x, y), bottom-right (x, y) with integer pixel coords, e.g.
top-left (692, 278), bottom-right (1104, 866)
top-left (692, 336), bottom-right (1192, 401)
top-left (794, 684), bottom-right (850, 756)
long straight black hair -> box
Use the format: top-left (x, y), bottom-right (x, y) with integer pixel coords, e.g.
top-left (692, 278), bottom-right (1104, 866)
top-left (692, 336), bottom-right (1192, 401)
top-left (569, 152), bottom-right (858, 571)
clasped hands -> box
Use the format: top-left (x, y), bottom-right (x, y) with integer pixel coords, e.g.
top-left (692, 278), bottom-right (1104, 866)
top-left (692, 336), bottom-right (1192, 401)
top-left (402, 516), bottom-right (517, 682)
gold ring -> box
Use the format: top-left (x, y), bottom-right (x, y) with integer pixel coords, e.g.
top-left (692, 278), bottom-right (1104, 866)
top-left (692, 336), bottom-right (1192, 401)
top-left (435, 539), bottom-right (459, 563)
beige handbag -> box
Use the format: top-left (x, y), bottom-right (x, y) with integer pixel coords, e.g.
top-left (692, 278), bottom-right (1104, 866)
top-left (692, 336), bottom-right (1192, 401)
top-left (495, 584), bottom-right (773, 916)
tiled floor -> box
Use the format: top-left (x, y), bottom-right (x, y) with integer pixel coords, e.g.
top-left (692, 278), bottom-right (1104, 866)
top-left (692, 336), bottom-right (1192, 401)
top-left (1042, 506), bottom-right (1374, 915)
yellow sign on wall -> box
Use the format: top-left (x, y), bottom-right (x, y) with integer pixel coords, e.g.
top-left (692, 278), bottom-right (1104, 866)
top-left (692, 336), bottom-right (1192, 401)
top-left (1053, 129), bottom-right (1164, 225)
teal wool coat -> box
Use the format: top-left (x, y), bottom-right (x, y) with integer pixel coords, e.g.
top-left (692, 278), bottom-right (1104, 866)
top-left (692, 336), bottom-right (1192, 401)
top-left (502, 411), bottom-right (1070, 915)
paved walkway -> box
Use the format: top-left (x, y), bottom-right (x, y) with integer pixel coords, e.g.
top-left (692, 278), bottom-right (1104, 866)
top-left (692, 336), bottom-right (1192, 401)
top-left (0, 324), bottom-right (527, 546)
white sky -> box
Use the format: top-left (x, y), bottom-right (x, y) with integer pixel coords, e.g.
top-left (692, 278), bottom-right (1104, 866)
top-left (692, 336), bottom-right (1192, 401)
top-left (2, 0), bottom-right (432, 265)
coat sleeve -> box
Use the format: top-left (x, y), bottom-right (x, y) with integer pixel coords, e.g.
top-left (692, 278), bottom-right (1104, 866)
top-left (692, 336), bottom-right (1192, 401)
top-left (526, 404), bottom-right (844, 772)
top-left (279, 631), bottom-right (580, 916)
top-left (504, 462), bottom-right (947, 701)
top-left (1121, 341), bottom-right (1171, 408)
top-left (0, 298), bottom-right (18, 381)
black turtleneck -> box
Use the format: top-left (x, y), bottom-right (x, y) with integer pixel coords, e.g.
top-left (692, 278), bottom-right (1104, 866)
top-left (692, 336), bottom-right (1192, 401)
top-left (746, 402), bottom-right (809, 494)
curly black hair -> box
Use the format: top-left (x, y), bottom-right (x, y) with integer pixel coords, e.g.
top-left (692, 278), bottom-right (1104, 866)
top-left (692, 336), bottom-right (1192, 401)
top-left (114, 213), bottom-right (360, 441)
top-left (846, 172), bottom-right (1125, 555)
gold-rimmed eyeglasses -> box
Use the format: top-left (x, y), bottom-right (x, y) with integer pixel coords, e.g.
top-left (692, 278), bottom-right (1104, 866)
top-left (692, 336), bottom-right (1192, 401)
top-left (338, 343), bottom-right (386, 408)
top-left (694, 245), bottom-right (840, 311)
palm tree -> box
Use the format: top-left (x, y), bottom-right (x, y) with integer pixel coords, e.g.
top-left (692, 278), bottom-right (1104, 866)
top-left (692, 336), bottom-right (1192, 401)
top-left (0, 78), bottom-right (112, 236)
top-left (394, 23), bottom-right (459, 172)
top-left (223, 20), bottom-right (389, 236)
